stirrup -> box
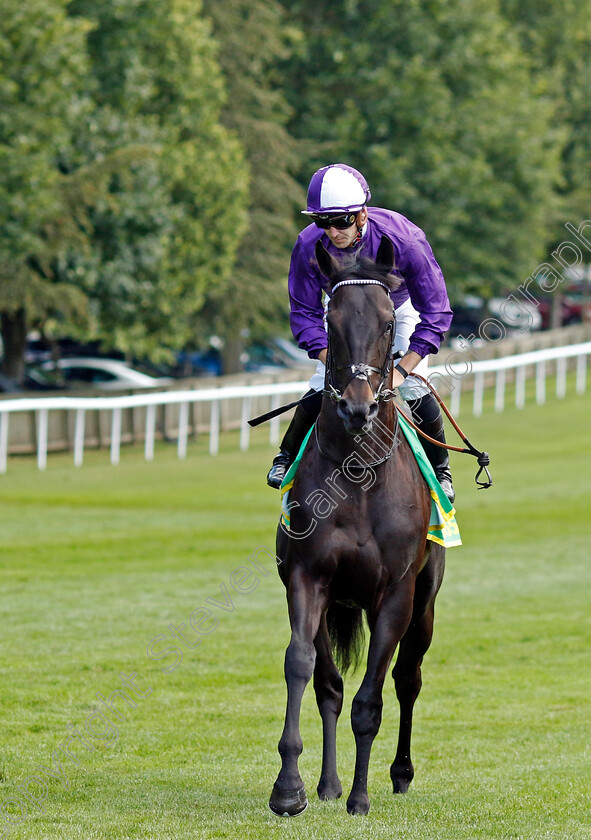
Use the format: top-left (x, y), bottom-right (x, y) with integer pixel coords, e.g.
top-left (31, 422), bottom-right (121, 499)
top-left (267, 451), bottom-right (292, 489)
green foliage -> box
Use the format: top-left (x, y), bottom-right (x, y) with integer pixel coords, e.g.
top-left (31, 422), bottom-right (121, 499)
top-left (1, 0), bottom-right (590, 375)
top-left (0, 0), bottom-right (92, 375)
top-left (0, 0), bottom-right (250, 375)
top-left (279, 0), bottom-right (564, 299)
top-left (499, 0), bottom-right (591, 243)
top-left (63, 0), bottom-right (249, 359)
top-left (199, 0), bottom-right (304, 371)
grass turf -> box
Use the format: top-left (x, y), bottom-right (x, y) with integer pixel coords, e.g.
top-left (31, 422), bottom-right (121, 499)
top-left (0, 386), bottom-right (590, 839)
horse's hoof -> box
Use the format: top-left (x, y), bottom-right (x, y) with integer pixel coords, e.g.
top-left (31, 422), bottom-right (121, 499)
top-left (317, 778), bottom-right (342, 801)
top-left (269, 784), bottom-right (308, 817)
top-left (392, 777), bottom-right (412, 794)
top-left (390, 763), bottom-right (414, 794)
top-left (346, 794), bottom-right (370, 816)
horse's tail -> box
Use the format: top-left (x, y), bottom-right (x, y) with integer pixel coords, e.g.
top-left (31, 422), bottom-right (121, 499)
top-left (326, 602), bottom-right (365, 675)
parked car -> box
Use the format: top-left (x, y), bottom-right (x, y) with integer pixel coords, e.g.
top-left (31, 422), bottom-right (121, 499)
top-left (537, 279), bottom-right (591, 329)
top-left (175, 348), bottom-right (223, 378)
top-left (175, 337), bottom-right (316, 377)
top-left (488, 296), bottom-right (542, 334)
top-left (39, 358), bottom-right (173, 390)
top-left (447, 293), bottom-right (542, 348)
top-left (0, 370), bottom-right (66, 393)
top-left (271, 337), bottom-right (317, 369)
top-left (0, 374), bottom-right (22, 393)
top-left (447, 295), bottom-right (486, 344)
top-left (243, 337), bottom-right (317, 373)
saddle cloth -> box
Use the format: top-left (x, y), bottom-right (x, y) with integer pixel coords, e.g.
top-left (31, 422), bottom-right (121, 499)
top-left (280, 416), bottom-right (461, 548)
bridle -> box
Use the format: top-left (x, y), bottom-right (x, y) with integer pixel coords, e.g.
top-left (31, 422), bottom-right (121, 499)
top-left (323, 278), bottom-right (397, 405)
top-left (248, 278), bottom-right (492, 489)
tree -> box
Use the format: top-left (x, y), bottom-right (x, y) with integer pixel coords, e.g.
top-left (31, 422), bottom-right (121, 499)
top-left (499, 0), bottom-right (591, 236)
top-left (495, 0), bottom-right (591, 327)
top-left (0, 0), bottom-right (92, 379)
top-left (65, 0), bottom-right (249, 360)
top-left (1, 0), bottom-right (251, 380)
top-left (200, 0), bottom-right (304, 372)
top-left (278, 0), bottom-right (563, 300)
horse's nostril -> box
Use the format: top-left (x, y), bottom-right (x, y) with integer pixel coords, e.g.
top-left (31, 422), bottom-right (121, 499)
top-left (367, 402), bottom-right (379, 420)
top-left (337, 398), bottom-right (349, 417)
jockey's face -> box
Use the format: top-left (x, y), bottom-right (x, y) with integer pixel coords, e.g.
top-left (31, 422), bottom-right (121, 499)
top-left (326, 208), bottom-right (368, 248)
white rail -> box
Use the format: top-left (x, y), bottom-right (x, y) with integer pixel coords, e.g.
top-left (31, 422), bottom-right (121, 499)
top-left (0, 342), bottom-right (589, 472)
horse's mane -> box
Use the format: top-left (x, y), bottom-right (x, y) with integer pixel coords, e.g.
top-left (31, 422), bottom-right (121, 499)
top-left (324, 254), bottom-right (402, 295)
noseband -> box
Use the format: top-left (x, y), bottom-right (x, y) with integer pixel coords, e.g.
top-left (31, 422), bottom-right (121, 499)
top-left (323, 279), bottom-right (397, 404)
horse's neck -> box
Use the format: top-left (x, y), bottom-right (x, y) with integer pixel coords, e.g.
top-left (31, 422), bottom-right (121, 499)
top-left (315, 400), bottom-right (398, 466)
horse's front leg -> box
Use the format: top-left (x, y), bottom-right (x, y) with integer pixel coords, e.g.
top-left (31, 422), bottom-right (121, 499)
top-left (270, 570), bottom-right (328, 817)
top-left (347, 579), bottom-right (415, 816)
top-left (313, 613), bottom-right (343, 801)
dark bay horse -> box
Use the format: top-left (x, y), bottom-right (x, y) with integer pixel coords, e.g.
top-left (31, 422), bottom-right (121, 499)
top-left (270, 236), bottom-right (446, 817)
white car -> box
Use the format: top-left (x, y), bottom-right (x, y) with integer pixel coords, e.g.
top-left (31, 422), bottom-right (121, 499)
top-left (42, 358), bottom-right (173, 390)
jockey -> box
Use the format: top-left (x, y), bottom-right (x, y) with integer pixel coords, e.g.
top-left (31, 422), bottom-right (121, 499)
top-left (267, 163), bottom-right (455, 502)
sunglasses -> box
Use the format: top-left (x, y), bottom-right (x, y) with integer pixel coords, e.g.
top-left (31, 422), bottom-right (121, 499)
top-left (311, 212), bottom-right (358, 230)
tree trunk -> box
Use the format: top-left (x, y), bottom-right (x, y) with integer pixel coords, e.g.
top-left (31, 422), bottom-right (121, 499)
top-left (1, 308), bottom-right (27, 382)
top-left (220, 334), bottom-right (244, 375)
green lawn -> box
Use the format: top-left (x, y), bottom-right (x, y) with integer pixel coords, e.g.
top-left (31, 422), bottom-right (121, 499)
top-left (0, 388), bottom-right (590, 839)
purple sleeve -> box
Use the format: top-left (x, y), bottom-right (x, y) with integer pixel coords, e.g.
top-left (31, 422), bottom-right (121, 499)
top-left (288, 236), bottom-right (327, 359)
top-left (398, 231), bottom-right (453, 357)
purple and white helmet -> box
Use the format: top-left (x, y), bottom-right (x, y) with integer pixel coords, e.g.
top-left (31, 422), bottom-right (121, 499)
top-left (302, 163), bottom-right (371, 216)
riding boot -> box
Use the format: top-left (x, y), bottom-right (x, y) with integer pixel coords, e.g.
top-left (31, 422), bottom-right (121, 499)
top-left (406, 394), bottom-right (455, 504)
top-left (266, 390), bottom-right (323, 489)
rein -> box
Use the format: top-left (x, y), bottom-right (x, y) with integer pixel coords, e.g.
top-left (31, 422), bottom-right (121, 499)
top-left (248, 277), bottom-right (492, 490)
top-left (322, 278), bottom-right (491, 488)
top-left (393, 373), bottom-right (492, 489)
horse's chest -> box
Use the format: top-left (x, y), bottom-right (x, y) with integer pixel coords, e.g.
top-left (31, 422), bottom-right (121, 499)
top-left (331, 516), bottom-right (383, 571)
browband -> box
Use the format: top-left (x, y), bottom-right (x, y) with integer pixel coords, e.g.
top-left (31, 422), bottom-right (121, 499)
top-left (330, 278), bottom-right (391, 294)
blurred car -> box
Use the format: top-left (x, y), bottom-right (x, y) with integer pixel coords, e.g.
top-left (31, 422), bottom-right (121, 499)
top-left (488, 297), bottom-right (542, 334)
top-left (272, 337), bottom-right (317, 368)
top-left (24, 335), bottom-right (110, 365)
top-left (447, 295), bottom-right (486, 344)
top-left (537, 279), bottom-right (591, 329)
top-left (174, 337), bottom-right (316, 377)
top-left (175, 348), bottom-right (223, 378)
top-left (0, 370), bottom-right (65, 393)
top-left (447, 293), bottom-right (542, 348)
top-left (0, 373), bottom-right (22, 393)
top-left (242, 337), bottom-right (317, 373)
top-left (39, 358), bottom-right (173, 390)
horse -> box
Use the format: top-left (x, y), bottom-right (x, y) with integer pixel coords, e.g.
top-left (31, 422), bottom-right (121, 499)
top-left (269, 236), bottom-right (446, 817)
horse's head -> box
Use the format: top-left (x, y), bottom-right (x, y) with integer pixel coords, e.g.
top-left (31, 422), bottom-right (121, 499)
top-left (315, 236), bottom-right (400, 435)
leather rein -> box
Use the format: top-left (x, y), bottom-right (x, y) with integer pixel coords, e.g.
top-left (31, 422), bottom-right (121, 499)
top-left (249, 277), bottom-right (492, 490)
top-left (322, 278), bottom-right (492, 489)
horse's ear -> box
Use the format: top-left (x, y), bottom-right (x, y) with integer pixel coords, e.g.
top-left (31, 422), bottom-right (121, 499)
top-left (376, 235), bottom-right (395, 272)
top-left (315, 239), bottom-right (335, 280)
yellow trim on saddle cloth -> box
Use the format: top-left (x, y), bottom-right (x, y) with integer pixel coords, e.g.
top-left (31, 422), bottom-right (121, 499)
top-left (279, 420), bottom-right (461, 548)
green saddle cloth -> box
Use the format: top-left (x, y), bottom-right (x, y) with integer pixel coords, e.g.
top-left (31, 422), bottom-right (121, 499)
top-left (280, 416), bottom-right (461, 548)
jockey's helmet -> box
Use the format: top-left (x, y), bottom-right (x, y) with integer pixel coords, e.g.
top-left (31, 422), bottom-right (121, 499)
top-left (302, 164), bottom-right (371, 216)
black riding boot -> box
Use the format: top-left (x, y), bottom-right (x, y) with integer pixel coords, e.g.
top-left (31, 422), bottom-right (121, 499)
top-left (406, 394), bottom-right (455, 503)
top-left (266, 390), bottom-right (323, 489)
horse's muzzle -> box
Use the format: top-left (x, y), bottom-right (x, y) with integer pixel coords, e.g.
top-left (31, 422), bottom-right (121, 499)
top-left (336, 398), bottom-right (379, 434)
